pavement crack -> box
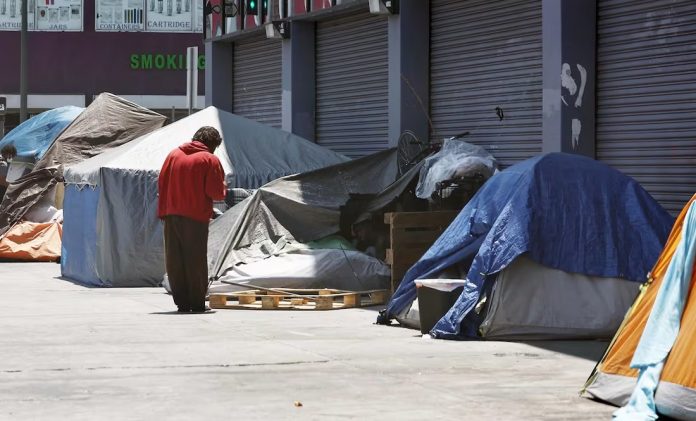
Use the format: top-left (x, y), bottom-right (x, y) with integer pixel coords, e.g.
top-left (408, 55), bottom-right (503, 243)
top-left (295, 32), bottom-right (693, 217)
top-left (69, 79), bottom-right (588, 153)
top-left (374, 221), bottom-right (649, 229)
top-left (0, 360), bottom-right (330, 374)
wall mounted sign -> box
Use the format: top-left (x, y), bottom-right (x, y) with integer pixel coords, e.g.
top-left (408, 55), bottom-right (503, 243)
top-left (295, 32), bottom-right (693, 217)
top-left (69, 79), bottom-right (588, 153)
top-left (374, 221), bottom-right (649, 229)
top-left (96, 0), bottom-right (144, 31)
top-left (36, 0), bottom-right (83, 31)
top-left (145, 0), bottom-right (192, 32)
top-left (0, 0), bottom-right (36, 31)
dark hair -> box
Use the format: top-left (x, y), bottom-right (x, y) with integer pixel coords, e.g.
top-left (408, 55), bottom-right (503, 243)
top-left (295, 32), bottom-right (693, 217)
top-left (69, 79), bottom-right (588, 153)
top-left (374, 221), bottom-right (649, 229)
top-left (193, 126), bottom-right (222, 151)
top-left (1, 145), bottom-right (17, 160)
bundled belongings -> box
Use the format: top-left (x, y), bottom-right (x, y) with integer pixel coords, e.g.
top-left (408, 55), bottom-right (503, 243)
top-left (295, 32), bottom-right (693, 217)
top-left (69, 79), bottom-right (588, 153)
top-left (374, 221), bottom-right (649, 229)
top-left (583, 195), bottom-right (696, 421)
top-left (61, 107), bottom-right (349, 287)
top-left (0, 93), bottom-right (166, 242)
top-left (205, 149), bottom-right (425, 295)
top-left (379, 153), bottom-right (674, 340)
top-left (415, 139), bottom-right (498, 210)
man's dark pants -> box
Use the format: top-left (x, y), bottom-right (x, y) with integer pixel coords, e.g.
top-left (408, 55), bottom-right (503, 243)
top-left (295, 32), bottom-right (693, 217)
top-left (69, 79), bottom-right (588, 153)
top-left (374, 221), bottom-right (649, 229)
top-left (163, 215), bottom-right (209, 311)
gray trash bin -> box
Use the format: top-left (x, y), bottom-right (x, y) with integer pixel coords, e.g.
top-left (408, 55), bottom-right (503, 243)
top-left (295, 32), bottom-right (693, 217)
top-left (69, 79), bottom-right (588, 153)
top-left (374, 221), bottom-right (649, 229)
top-left (416, 279), bottom-right (466, 335)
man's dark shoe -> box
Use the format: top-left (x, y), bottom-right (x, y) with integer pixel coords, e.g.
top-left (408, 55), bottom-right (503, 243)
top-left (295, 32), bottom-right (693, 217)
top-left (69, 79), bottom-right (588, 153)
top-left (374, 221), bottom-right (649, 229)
top-left (191, 306), bottom-right (212, 313)
top-left (177, 307), bottom-right (191, 313)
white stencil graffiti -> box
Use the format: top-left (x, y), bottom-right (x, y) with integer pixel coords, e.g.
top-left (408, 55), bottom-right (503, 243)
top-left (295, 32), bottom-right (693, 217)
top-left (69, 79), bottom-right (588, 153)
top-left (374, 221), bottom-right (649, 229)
top-left (561, 63), bottom-right (587, 150)
top-left (575, 64), bottom-right (587, 108)
top-left (561, 63), bottom-right (578, 97)
top-left (572, 118), bottom-right (582, 150)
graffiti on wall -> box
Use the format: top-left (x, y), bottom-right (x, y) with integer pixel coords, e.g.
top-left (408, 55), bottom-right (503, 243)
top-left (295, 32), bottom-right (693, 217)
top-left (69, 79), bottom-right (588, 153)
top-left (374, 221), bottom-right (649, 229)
top-left (561, 62), bottom-right (587, 150)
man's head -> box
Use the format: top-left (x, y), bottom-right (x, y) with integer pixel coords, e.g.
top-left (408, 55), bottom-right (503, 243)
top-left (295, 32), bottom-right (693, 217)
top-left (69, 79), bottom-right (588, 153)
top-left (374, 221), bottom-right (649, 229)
top-left (1, 145), bottom-right (17, 161)
top-left (193, 126), bottom-right (222, 152)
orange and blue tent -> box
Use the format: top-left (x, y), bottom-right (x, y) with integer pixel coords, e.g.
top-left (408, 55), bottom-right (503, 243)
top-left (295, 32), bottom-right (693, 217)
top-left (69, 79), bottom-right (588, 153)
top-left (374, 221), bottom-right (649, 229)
top-left (584, 194), bottom-right (696, 420)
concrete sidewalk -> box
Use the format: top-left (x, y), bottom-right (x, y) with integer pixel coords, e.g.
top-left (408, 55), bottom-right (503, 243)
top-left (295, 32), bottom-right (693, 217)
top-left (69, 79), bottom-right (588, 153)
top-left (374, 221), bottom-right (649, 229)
top-left (0, 262), bottom-right (614, 420)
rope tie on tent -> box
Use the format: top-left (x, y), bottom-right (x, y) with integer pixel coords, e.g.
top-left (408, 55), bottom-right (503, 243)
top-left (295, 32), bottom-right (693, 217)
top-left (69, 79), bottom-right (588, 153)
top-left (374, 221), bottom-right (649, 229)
top-left (613, 200), bottom-right (696, 421)
top-left (70, 183), bottom-right (97, 192)
top-left (339, 242), bottom-right (367, 292)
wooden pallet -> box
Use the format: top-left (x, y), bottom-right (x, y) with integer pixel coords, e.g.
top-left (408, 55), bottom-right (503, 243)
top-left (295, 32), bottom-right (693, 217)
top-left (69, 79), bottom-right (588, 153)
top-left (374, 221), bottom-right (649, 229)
top-left (384, 211), bottom-right (459, 292)
top-left (209, 288), bottom-right (388, 311)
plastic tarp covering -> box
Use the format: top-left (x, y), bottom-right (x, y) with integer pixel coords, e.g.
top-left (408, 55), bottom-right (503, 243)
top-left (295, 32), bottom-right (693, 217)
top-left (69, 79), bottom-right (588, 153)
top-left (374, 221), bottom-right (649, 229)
top-left (206, 248), bottom-right (390, 294)
top-left (208, 149), bottom-right (422, 280)
top-left (37, 94), bottom-right (167, 171)
top-left (61, 184), bottom-right (101, 286)
top-left (61, 107), bottom-right (348, 287)
top-left (0, 168), bottom-right (59, 232)
top-left (416, 139), bottom-right (498, 200)
top-left (0, 106), bottom-right (83, 161)
top-left (95, 170), bottom-right (164, 287)
top-left (0, 220), bottom-right (62, 262)
top-left (385, 153), bottom-right (674, 338)
top-left (0, 93), bottom-right (166, 237)
top-left (479, 256), bottom-right (639, 340)
top-left (65, 106), bottom-right (349, 188)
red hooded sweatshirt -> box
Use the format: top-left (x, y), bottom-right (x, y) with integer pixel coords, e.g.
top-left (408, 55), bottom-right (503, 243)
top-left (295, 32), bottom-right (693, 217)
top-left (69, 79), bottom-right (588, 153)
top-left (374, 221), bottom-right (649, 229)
top-left (157, 141), bottom-right (226, 223)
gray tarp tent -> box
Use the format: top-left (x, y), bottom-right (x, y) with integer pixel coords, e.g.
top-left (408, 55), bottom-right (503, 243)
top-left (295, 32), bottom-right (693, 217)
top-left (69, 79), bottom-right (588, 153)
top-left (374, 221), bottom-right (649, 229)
top-left (206, 149), bottom-right (423, 294)
top-left (0, 93), bottom-right (166, 237)
top-left (61, 106), bottom-right (350, 287)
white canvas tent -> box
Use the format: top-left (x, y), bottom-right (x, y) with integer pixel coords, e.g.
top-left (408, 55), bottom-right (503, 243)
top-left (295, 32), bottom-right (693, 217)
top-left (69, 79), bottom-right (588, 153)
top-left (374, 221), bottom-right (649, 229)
top-left (61, 107), bottom-right (348, 287)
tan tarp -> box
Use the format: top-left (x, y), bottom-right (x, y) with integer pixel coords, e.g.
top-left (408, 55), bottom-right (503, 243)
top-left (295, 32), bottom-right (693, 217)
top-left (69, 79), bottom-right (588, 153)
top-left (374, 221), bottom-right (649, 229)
top-left (0, 93), bottom-right (166, 237)
top-left (0, 221), bottom-right (62, 262)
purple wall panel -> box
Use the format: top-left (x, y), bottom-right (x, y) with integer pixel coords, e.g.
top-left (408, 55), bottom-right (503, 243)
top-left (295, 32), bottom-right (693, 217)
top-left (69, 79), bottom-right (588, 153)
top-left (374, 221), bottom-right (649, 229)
top-left (0, 0), bottom-right (205, 96)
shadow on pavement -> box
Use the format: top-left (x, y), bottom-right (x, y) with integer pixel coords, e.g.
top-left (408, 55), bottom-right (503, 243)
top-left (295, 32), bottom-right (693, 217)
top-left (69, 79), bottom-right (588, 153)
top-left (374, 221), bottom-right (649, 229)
top-left (521, 340), bottom-right (609, 361)
top-left (358, 304), bottom-right (386, 313)
top-left (53, 276), bottom-right (98, 288)
top-left (150, 311), bottom-right (218, 315)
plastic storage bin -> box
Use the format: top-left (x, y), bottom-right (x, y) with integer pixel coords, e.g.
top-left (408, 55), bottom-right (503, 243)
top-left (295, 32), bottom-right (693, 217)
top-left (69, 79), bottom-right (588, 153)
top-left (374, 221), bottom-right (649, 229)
top-left (416, 279), bottom-right (466, 335)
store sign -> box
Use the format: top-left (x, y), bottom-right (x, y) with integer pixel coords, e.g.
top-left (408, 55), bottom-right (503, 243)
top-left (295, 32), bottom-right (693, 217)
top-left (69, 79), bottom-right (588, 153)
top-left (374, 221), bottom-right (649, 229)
top-left (130, 53), bottom-right (205, 70)
top-left (1, 0), bottom-right (202, 32)
top-left (96, 0), bottom-right (144, 31)
top-left (35, 0), bottom-right (83, 31)
top-left (145, 0), bottom-right (192, 32)
top-left (96, 0), bottom-right (203, 33)
top-left (0, 0), bottom-right (36, 31)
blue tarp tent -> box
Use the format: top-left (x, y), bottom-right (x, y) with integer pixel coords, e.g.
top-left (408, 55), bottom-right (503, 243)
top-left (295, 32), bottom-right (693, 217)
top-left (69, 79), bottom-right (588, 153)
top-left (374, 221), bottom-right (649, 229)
top-left (0, 106), bottom-right (83, 161)
top-left (384, 153), bottom-right (674, 339)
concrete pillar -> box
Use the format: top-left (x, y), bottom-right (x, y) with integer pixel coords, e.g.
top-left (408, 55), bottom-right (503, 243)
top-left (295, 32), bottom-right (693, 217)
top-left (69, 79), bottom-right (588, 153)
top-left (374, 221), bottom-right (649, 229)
top-left (387, 0), bottom-right (429, 147)
top-left (542, 0), bottom-right (597, 157)
top-left (204, 40), bottom-right (233, 112)
top-left (281, 21), bottom-right (316, 140)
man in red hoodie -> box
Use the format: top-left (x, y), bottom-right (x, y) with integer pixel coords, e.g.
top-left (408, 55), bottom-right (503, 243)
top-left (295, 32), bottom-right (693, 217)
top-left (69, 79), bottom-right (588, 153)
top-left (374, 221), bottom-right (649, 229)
top-left (158, 126), bottom-right (226, 313)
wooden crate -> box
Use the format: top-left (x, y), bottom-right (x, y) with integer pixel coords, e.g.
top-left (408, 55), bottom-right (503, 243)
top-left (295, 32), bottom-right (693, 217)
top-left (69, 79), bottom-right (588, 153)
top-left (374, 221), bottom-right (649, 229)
top-left (384, 211), bottom-right (459, 292)
top-left (209, 288), bottom-right (388, 311)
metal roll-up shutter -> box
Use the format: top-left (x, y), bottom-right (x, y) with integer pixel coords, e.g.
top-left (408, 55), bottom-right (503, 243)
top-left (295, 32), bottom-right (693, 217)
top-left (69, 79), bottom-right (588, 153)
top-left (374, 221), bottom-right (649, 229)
top-left (430, 0), bottom-right (543, 167)
top-left (316, 10), bottom-right (389, 158)
top-left (233, 35), bottom-right (282, 128)
top-left (596, 0), bottom-right (696, 214)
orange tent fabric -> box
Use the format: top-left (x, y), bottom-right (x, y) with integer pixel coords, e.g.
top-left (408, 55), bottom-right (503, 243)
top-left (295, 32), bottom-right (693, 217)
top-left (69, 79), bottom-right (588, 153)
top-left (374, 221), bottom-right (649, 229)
top-left (584, 194), bottom-right (696, 420)
top-left (0, 221), bottom-right (62, 262)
